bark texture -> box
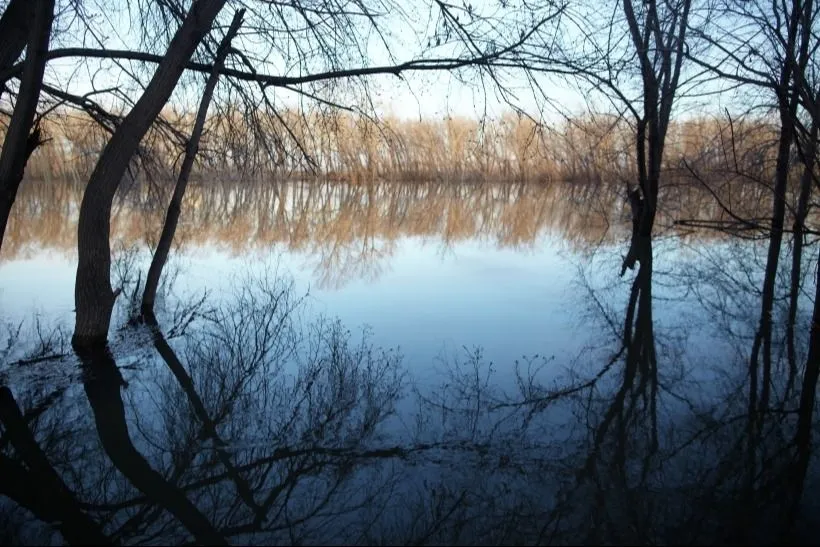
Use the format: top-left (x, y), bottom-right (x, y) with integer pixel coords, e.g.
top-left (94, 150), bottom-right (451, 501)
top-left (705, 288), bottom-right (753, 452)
top-left (0, 0), bottom-right (53, 252)
top-left (142, 9), bottom-right (244, 317)
top-left (72, 0), bottom-right (227, 349)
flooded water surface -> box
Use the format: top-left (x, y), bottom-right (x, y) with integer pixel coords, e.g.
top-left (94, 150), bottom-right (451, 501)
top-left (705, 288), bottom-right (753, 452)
top-left (0, 179), bottom-right (818, 545)
top-left (2, 181), bottom-right (620, 370)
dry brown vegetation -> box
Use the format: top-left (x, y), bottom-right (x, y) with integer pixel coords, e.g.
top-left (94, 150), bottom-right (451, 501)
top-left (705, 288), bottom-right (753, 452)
top-left (4, 108), bottom-right (803, 290)
top-left (15, 109), bottom-right (788, 186)
top-left (3, 175), bottom-right (784, 288)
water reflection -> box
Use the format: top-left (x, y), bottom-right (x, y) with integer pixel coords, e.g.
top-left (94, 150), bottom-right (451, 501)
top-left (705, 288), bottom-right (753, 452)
top-left (2, 176), bottom-right (819, 544)
top-left (2, 275), bottom-right (408, 544)
top-left (1, 257), bottom-right (818, 545)
top-left (3, 178), bottom-right (745, 289)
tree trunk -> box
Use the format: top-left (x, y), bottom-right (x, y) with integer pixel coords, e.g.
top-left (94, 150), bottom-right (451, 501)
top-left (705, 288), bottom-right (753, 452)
top-left (786, 248), bottom-right (820, 527)
top-left (786, 120), bottom-right (817, 387)
top-left (748, 0), bottom-right (805, 421)
top-left (0, 0), bottom-right (34, 90)
top-left (749, 104), bottom-right (797, 419)
top-left (72, 0), bottom-right (227, 349)
top-left (0, 0), bottom-right (53, 253)
top-left (142, 9), bottom-right (244, 318)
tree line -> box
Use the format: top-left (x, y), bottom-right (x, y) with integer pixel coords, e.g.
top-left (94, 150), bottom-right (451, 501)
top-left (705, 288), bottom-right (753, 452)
top-left (12, 109), bottom-right (790, 185)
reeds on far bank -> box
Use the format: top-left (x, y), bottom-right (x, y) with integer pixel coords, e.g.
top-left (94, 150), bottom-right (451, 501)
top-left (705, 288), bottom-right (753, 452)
top-left (13, 108), bottom-right (786, 186)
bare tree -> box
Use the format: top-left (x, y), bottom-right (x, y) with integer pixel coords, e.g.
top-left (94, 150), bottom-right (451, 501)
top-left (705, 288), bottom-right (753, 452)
top-left (690, 0), bottom-right (816, 424)
top-left (783, 1), bottom-right (820, 522)
top-left (0, 0), bottom-right (53, 252)
top-left (141, 9), bottom-right (244, 319)
top-left (71, 0), bottom-right (228, 350)
top-left (510, 0), bottom-right (694, 386)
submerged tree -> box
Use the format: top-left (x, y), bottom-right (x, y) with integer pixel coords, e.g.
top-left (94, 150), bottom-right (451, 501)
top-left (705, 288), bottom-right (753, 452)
top-left (71, 0), bottom-right (228, 349)
top-left (681, 2), bottom-right (820, 510)
top-left (511, 0), bottom-right (695, 394)
top-left (609, 0), bottom-right (693, 388)
top-left (140, 9), bottom-right (245, 319)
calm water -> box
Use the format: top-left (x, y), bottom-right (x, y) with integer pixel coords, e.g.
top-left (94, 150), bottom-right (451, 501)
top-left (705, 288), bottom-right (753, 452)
top-left (1, 181), bottom-right (624, 372)
top-left (0, 179), bottom-right (817, 545)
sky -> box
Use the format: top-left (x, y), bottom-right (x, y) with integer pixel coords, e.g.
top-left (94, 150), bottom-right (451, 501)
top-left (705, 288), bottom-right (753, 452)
top-left (33, 0), bottom-right (592, 123)
top-left (9, 0), bottom-right (755, 135)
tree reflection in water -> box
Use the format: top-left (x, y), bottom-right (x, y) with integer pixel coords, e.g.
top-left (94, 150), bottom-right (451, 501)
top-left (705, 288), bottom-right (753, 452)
top-left (2, 178), bottom-right (738, 289)
top-left (0, 256), bottom-right (817, 545)
top-left (1, 272), bottom-right (408, 544)
top-left (1, 179), bottom-right (819, 545)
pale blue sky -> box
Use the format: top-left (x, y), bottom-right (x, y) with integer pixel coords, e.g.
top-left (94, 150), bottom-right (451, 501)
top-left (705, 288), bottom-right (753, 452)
top-left (35, 0), bottom-right (594, 122)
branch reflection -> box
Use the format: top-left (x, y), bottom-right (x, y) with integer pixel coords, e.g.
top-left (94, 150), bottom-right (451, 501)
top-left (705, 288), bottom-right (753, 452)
top-left (2, 178), bottom-right (763, 289)
top-left (0, 256), bottom-right (817, 545)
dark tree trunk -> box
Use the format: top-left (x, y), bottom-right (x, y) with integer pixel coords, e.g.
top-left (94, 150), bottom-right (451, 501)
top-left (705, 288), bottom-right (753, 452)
top-left (748, 0), bottom-right (806, 421)
top-left (786, 248), bottom-right (820, 527)
top-left (743, 92), bottom-right (799, 496)
top-left (76, 345), bottom-right (227, 545)
top-left (0, 0), bottom-right (34, 90)
top-left (619, 0), bottom-right (672, 376)
top-left (72, 0), bottom-right (227, 350)
top-left (785, 3), bottom-right (819, 518)
top-left (0, 387), bottom-right (112, 545)
top-left (786, 120), bottom-right (817, 387)
top-left (0, 0), bottom-right (53, 253)
top-left (618, 0), bottom-right (688, 282)
top-left (751, 121), bottom-right (792, 413)
top-left (748, 103), bottom-right (797, 419)
top-left (142, 9), bottom-right (244, 318)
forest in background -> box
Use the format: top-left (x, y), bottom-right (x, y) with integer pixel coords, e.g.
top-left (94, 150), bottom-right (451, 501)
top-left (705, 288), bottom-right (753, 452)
top-left (17, 109), bottom-right (785, 186)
